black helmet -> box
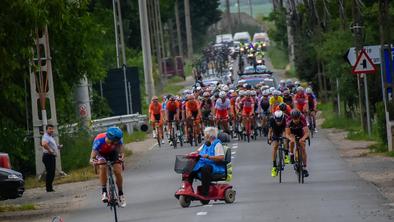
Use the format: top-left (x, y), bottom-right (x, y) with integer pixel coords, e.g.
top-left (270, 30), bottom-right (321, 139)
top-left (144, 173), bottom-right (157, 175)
top-left (279, 103), bottom-right (287, 111)
top-left (291, 109), bottom-right (302, 118)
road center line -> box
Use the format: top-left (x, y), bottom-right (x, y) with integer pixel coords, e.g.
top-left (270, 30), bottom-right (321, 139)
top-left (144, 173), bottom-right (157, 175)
top-left (196, 211), bottom-right (207, 216)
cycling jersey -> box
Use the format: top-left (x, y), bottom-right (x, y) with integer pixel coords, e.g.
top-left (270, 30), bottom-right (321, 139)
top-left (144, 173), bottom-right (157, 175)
top-left (260, 97), bottom-right (270, 112)
top-left (92, 133), bottom-right (123, 156)
top-left (166, 101), bottom-right (179, 113)
top-left (274, 104), bottom-right (292, 116)
top-left (307, 94), bottom-right (317, 111)
top-left (185, 100), bottom-right (199, 112)
top-left (241, 97), bottom-right (254, 115)
top-left (286, 115), bottom-right (307, 137)
top-left (294, 93), bottom-right (308, 112)
top-left (283, 95), bottom-right (293, 107)
top-left (215, 98), bottom-right (230, 119)
top-left (149, 102), bottom-right (162, 122)
top-left (269, 117), bottom-right (286, 137)
top-left (269, 96), bottom-right (283, 107)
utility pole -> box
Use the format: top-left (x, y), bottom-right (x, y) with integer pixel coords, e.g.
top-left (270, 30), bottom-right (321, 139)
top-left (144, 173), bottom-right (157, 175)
top-left (248, 0), bottom-right (253, 17)
top-left (175, 0), bottom-right (183, 57)
top-left (138, 0), bottom-right (155, 101)
top-left (351, 0), bottom-right (367, 134)
top-left (184, 0), bottom-right (193, 58)
top-left (29, 26), bottom-right (63, 176)
top-left (113, 0), bottom-right (131, 116)
top-left (225, 0), bottom-right (232, 34)
top-left (379, 0), bottom-right (393, 151)
top-left (237, 0), bottom-right (241, 27)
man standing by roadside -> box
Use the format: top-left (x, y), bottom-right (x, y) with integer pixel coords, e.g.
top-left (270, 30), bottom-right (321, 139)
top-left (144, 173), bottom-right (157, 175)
top-left (41, 124), bottom-right (61, 192)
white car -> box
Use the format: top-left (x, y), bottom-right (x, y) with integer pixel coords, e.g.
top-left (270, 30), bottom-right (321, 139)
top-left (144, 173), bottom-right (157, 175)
top-left (216, 34), bottom-right (233, 44)
top-left (233, 32), bottom-right (251, 43)
top-left (253, 32), bottom-right (270, 47)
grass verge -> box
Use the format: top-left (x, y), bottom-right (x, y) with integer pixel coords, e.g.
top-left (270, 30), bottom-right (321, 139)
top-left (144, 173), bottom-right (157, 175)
top-left (267, 44), bottom-right (288, 69)
top-left (123, 130), bottom-right (147, 144)
top-left (0, 203), bottom-right (37, 212)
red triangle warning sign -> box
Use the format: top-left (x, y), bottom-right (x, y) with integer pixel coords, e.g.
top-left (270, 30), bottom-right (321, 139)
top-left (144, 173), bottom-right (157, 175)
top-left (352, 49), bottom-right (377, 74)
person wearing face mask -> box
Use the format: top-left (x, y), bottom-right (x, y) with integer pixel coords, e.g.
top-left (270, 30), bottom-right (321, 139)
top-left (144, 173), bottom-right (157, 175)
top-left (187, 127), bottom-right (225, 196)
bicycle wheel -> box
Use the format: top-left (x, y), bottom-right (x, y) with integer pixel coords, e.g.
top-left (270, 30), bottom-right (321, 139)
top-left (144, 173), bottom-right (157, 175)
top-left (108, 170), bottom-right (119, 222)
top-left (172, 127), bottom-right (177, 149)
top-left (156, 130), bottom-right (161, 147)
top-left (278, 147), bottom-right (283, 183)
top-left (297, 147), bottom-right (304, 184)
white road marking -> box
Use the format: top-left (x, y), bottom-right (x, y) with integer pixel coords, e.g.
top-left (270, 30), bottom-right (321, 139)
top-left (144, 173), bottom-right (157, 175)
top-left (196, 212), bottom-right (208, 216)
top-left (231, 151), bottom-right (236, 155)
top-left (203, 204), bottom-right (213, 207)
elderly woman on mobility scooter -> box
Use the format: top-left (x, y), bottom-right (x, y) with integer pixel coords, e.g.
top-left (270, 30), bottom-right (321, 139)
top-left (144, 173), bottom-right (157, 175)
top-left (175, 127), bottom-right (236, 207)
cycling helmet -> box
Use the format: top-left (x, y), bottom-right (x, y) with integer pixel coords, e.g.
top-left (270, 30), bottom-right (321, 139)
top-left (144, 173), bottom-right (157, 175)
top-left (273, 90), bottom-right (281, 96)
top-left (106, 127), bottom-right (123, 142)
top-left (187, 94), bottom-right (195, 100)
top-left (251, 90), bottom-right (257, 96)
top-left (279, 103), bottom-right (287, 111)
top-left (203, 92), bottom-right (210, 97)
top-left (222, 85), bottom-right (229, 92)
top-left (196, 86), bottom-right (202, 91)
top-left (306, 87), bottom-right (313, 94)
top-left (295, 81), bottom-right (300, 86)
top-left (291, 109), bottom-right (302, 118)
top-left (280, 79), bottom-right (286, 84)
top-left (262, 90), bottom-right (269, 96)
top-left (283, 89), bottom-right (290, 95)
top-left (269, 87), bottom-right (275, 92)
top-left (169, 95), bottom-right (175, 101)
top-left (219, 91), bottom-right (226, 98)
top-left (286, 79), bottom-right (292, 85)
top-left (239, 90), bottom-right (245, 96)
top-left (151, 96), bottom-right (158, 101)
top-left (246, 90), bottom-right (252, 96)
top-left (274, 110), bottom-right (284, 121)
top-left (296, 86), bottom-right (304, 92)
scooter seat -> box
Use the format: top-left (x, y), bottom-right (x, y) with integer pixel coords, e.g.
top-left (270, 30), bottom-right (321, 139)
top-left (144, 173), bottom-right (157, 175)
top-left (211, 173), bottom-right (227, 181)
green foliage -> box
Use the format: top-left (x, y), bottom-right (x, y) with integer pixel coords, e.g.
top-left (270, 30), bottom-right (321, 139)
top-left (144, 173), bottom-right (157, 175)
top-left (0, 203), bottom-right (37, 212)
top-left (376, 102), bottom-right (387, 144)
top-left (123, 131), bottom-right (147, 144)
top-left (60, 130), bottom-right (93, 172)
top-left (267, 44), bottom-right (288, 69)
top-left (266, 9), bottom-right (288, 49)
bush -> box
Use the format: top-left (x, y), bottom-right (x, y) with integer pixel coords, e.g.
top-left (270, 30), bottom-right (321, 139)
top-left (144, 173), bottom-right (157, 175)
top-left (0, 123), bottom-right (35, 175)
top-left (60, 129), bottom-right (93, 172)
top-left (376, 102), bottom-right (387, 144)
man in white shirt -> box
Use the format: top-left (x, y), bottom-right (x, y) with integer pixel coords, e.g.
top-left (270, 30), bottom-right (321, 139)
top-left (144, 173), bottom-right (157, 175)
top-left (41, 124), bottom-right (60, 192)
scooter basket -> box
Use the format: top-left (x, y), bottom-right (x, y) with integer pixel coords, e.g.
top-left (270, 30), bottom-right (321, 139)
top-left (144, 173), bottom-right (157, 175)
top-left (174, 155), bottom-right (197, 174)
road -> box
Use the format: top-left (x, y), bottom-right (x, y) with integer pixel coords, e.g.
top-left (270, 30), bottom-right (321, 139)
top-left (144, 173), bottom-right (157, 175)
top-left (64, 131), bottom-right (394, 222)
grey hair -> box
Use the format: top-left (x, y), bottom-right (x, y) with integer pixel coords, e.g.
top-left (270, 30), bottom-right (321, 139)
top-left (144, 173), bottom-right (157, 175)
top-left (204, 127), bottom-right (218, 139)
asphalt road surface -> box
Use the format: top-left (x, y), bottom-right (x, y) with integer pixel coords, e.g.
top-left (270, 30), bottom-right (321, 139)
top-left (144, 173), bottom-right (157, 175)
top-left (64, 131), bottom-right (394, 222)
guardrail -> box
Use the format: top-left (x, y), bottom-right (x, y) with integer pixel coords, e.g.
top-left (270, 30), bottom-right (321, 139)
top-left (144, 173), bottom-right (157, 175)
top-left (59, 114), bottom-right (149, 134)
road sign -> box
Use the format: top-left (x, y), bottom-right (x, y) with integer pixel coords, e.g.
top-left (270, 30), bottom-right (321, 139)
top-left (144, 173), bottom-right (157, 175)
top-left (352, 49), bottom-right (376, 74)
top-left (346, 45), bottom-right (382, 65)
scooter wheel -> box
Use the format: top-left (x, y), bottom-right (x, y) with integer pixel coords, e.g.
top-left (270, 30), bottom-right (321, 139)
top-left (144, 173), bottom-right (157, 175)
top-left (179, 195), bottom-right (191, 208)
top-left (224, 189), bottom-right (236, 203)
top-left (200, 199), bottom-right (210, 205)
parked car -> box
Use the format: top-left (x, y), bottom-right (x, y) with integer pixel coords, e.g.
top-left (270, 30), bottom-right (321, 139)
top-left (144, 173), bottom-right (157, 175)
top-left (0, 167), bottom-right (24, 200)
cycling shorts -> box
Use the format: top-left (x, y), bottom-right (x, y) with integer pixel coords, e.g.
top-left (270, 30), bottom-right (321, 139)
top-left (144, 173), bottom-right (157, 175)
top-left (154, 114), bottom-right (161, 121)
top-left (168, 111), bottom-right (176, 122)
top-left (216, 109), bottom-right (228, 119)
top-left (97, 150), bottom-right (120, 162)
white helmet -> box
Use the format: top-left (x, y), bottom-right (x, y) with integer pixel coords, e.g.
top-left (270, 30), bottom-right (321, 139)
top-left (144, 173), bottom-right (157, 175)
top-left (274, 110), bottom-right (284, 121)
top-left (222, 85), bottom-right (229, 92)
top-left (273, 90), bottom-right (281, 96)
top-left (246, 90), bottom-right (252, 96)
top-left (297, 86), bottom-right (304, 92)
top-left (280, 80), bottom-right (286, 84)
top-left (306, 87), bottom-right (313, 94)
top-left (262, 90), bottom-right (269, 96)
top-left (239, 90), bottom-right (246, 96)
top-left (251, 90), bottom-right (256, 96)
top-left (219, 91), bottom-right (226, 98)
top-left (295, 81), bottom-right (300, 85)
top-left (269, 87), bottom-right (275, 92)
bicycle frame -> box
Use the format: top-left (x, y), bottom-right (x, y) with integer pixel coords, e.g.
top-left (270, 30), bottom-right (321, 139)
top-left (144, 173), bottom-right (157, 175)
top-left (294, 137), bottom-right (304, 184)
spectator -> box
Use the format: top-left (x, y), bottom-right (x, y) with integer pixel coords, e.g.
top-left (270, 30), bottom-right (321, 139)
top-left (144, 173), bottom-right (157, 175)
top-left (41, 124), bottom-right (61, 192)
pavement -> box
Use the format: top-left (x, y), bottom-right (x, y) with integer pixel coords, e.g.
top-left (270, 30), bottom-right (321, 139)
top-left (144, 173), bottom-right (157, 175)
top-left (56, 130), bottom-right (394, 222)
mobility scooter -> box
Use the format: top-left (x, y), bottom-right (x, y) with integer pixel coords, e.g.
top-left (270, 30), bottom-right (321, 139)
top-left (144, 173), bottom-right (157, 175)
top-left (174, 134), bottom-right (236, 208)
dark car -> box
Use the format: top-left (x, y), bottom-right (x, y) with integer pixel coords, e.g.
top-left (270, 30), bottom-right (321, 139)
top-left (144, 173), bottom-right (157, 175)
top-left (0, 167), bottom-right (24, 200)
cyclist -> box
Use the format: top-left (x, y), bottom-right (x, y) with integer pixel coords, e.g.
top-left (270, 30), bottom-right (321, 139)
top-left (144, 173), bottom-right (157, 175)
top-left (90, 127), bottom-right (126, 207)
top-left (275, 102), bottom-right (292, 116)
top-left (282, 89), bottom-right (294, 108)
top-left (277, 80), bottom-right (287, 92)
top-left (269, 90), bottom-right (283, 113)
top-left (240, 90), bottom-right (255, 137)
top-left (149, 96), bottom-right (164, 143)
top-left (185, 94), bottom-right (201, 141)
top-left (201, 91), bottom-right (214, 128)
top-left (268, 111), bottom-right (287, 177)
top-left (294, 87), bottom-right (308, 114)
top-left (215, 91), bottom-right (231, 133)
top-left (285, 109), bottom-right (309, 177)
top-left (306, 87), bottom-right (318, 133)
top-left (166, 95), bottom-right (180, 145)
